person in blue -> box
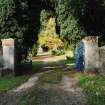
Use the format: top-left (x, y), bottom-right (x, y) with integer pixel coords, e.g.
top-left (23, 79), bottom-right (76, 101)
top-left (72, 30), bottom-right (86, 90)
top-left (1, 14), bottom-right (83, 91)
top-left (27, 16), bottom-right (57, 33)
top-left (75, 41), bottom-right (85, 72)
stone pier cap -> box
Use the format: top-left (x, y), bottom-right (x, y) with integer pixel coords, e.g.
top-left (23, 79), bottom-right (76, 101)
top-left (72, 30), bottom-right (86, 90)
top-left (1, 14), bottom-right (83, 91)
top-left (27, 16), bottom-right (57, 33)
top-left (1, 38), bottom-right (14, 46)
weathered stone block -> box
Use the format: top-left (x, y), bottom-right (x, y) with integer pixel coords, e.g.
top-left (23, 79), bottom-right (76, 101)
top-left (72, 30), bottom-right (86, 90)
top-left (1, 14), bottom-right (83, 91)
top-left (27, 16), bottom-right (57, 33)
top-left (83, 36), bottom-right (99, 72)
top-left (1, 38), bottom-right (15, 76)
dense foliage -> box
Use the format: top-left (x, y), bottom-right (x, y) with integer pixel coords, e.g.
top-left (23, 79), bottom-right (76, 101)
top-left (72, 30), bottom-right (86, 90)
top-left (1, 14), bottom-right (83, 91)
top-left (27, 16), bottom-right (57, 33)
top-left (56, 0), bottom-right (105, 45)
top-left (56, 0), bottom-right (85, 41)
top-left (0, 0), bottom-right (15, 39)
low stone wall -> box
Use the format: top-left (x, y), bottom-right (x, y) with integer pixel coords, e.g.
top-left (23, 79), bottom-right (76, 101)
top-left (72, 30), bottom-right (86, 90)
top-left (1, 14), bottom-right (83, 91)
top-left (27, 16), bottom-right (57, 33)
top-left (99, 46), bottom-right (105, 75)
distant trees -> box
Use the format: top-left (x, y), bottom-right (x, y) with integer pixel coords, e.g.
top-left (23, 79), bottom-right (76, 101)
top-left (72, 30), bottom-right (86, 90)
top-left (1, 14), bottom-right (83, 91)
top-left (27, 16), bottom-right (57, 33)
top-left (38, 16), bottom-right (63, 50)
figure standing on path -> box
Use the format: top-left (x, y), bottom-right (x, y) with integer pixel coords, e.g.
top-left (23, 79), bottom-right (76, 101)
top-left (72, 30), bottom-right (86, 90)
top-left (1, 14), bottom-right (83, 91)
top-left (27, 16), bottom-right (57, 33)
top-left (75, 41), bottom-right (85, 72)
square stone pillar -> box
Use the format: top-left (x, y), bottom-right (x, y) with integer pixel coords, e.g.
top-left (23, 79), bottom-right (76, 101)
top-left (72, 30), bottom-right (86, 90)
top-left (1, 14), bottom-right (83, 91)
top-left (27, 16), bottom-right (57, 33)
top-left (1, 38), bottom-right (15, 75)
top-left (82, 36), bottom-right (99, 72)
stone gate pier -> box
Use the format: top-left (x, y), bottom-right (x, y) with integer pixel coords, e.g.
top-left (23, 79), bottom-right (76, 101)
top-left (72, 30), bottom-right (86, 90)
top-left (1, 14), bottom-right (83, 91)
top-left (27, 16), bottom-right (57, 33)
top-left (82, 36), bottom-right (105, 74)
top-left (82, 36), bottom-right (100, 73)
top-left (0, 38), bottom-right (15, 76)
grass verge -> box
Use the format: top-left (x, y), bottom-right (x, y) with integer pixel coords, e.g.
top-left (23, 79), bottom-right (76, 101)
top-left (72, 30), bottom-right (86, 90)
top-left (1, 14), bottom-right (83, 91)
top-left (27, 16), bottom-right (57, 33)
top-left (0, 75), bottom-right (29, 92)
top-left (67, 71), bottom-right (105, 105)
top-left (78, 75), bottom-right (105, 105)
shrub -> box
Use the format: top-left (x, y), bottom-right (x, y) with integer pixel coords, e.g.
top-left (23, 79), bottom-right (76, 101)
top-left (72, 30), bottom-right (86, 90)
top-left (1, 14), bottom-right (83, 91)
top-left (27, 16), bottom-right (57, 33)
top-left (52, 50), bottom-right (65, 56)
top-left (32, 45), bottom-right (37, 57)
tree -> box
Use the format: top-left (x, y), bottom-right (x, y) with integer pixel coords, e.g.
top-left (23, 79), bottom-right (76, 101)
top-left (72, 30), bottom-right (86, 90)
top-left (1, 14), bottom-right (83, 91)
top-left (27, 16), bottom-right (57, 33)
top-left (38, 17), bottom-right (64, 50)
top-left (56, 0), bottom-right (105, 45)
top-left (56, 0), bottom-right (85, 42)
top-left (0, 0), bottom-right (15, 39)
top-left (40, 9), bottom-right (54, 30)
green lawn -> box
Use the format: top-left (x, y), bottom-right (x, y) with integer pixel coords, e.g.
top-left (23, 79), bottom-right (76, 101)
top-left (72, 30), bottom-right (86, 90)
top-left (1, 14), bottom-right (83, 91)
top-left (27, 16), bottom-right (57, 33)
top-left (78, 75), bottom-right (105, 105)
top-left (39, 70), bottom-right (63, 84)
top-left (0, 75), bottom-right (29, 92)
